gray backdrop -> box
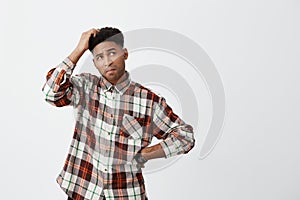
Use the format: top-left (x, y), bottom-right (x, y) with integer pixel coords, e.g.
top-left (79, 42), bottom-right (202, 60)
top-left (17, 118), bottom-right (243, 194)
top-left (0, 0), bottom-right (299, 199)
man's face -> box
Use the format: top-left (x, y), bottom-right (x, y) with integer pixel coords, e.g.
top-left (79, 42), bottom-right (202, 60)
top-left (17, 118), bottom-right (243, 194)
top-left (92, 41), bottom-right (128, 85)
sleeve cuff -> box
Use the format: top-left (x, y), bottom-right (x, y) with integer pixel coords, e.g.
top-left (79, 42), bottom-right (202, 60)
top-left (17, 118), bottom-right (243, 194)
top-left (62, 57), bottom-right (76, 70)
top-left (159, 137), bottom-right (183, 158)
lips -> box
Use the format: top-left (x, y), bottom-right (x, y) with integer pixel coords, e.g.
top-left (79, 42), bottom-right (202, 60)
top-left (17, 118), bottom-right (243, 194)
top-left (105, 68), bottom-right (116, 73)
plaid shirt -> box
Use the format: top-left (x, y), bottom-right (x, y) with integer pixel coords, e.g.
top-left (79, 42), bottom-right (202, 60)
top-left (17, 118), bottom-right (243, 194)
top-left (42, 58), bottom-right (195, 200)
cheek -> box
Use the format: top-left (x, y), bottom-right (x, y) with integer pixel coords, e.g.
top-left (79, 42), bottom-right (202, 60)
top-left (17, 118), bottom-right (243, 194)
top-left (114, 58), bottom-right (125, 66)
top-left (94, 64), bottom-right (104, 72)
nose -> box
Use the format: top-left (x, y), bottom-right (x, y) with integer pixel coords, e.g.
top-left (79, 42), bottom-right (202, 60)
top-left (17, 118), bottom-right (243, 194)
top-left (103, 55), bottom-right (112, 67)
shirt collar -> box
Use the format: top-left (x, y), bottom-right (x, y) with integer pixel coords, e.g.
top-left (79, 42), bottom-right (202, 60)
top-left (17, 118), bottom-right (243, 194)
top-left (100, 71), bottom-right (131, 95)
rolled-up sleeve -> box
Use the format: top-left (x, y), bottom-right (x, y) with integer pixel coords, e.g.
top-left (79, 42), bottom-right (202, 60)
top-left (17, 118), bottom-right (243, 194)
top-left (42, 58), bottom-right (83, 107)
top-left (152, 96), bottom-right (195, 158)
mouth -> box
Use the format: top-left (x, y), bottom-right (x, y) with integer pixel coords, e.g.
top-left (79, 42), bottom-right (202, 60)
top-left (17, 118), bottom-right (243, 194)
top-left (105, 68), bottom-right (116, 73)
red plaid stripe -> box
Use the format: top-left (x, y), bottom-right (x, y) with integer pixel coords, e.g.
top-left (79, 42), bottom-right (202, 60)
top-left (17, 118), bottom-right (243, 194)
top-left (42, 58), bottom-right (195, 199)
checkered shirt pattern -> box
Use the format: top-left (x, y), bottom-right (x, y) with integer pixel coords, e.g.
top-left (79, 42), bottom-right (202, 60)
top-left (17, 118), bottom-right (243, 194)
top-left (42, 58), bottom-right (195, 200)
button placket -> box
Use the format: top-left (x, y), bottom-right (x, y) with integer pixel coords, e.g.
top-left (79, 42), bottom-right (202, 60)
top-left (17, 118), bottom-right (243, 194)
top-left (110, 89), bottom-right (120, 128)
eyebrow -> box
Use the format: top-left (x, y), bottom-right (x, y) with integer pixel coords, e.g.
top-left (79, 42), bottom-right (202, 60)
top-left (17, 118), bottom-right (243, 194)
top-left (95, 48), bottom-right (117, 57)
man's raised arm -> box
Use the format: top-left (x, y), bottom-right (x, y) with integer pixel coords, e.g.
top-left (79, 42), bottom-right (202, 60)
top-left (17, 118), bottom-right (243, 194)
top-left (41, 28), bottom-right (99, 107)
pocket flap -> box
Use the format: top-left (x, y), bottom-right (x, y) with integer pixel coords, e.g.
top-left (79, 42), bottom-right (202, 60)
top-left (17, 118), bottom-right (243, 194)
top-left (120, 114), bottom-right (144, 140)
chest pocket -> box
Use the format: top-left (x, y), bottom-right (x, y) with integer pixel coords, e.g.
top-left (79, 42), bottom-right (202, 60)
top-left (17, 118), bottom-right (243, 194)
top-left (120, 114), bottom-right (144, 140)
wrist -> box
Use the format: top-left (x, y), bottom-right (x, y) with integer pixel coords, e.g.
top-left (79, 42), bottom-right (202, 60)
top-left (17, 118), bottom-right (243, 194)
top-left (135, 152), bottom-right (148, 164)
top-left (75, 45), bottom-right (87, 54)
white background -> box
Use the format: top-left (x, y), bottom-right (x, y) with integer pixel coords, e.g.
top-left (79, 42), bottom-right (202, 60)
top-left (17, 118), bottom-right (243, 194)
top-left (0, 0), bottom-right (299, 199)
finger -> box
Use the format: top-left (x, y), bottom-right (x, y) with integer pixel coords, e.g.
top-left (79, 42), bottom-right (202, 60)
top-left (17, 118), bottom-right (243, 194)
top-left (89, 28), bottom-right (97, 33)
top-left (93, 28), bottom-right (100, 37)
top-left (92, 29), bottom-right (98, 37)
top-left (86, 28), bottom-right (97, 37)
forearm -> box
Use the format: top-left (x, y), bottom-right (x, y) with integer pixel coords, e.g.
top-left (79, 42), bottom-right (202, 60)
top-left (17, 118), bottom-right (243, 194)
top-left (68, 47), bottom-right (85, 65)
top-left (141, 143), bottom-right (166, 161)
top-left (68, 28), bottom-right (99, 64)
top-left (42, 28), bottom-right (98, 107)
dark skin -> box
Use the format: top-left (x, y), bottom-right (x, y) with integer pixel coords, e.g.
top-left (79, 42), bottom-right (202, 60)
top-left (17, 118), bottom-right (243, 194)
top-left (92, 41), bottom-right (127, 85)
top-left (68, 28), bottom-right (166, 164)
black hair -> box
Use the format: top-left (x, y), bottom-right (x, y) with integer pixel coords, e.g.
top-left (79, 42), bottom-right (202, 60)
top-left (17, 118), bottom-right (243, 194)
top-left (88, 27), bottom-right (124, 51)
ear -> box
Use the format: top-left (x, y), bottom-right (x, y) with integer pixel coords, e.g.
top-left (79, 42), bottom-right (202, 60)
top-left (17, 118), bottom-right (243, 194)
top-left (123, 48), bottom-right (128, 60)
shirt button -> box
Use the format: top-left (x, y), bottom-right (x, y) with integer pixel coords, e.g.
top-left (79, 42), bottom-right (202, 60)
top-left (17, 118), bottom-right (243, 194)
top-left (104, 168), bottom-right (107, 171)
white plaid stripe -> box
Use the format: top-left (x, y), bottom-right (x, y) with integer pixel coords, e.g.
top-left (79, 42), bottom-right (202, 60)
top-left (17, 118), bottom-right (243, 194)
top-left (43, 57), bottom-right (195, 199)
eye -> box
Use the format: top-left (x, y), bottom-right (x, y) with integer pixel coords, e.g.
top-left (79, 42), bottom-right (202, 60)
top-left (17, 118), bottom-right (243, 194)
top-left (109, 52), bottom-right (116, 56)
top-left (96, 55), bottom-right (103, 60)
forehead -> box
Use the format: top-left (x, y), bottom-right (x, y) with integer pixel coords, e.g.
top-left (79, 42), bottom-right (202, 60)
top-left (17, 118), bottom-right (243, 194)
top-left (92, 41), bottom-right (122, 54)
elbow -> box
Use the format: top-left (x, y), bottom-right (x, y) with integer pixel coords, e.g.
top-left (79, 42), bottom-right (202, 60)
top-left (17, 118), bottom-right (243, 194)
top-left (182, 127), bottom-right (195, 154)
top-left (183, 125), bottom-right (195, 154)
top-left (42, 91), bottom-right (72, 107)
top-left (183, 138), bottom-right (195, 154)
top-left (44, 97), bottom-right (71, 107)
top-left (42, 86), bottom-right (72, 107)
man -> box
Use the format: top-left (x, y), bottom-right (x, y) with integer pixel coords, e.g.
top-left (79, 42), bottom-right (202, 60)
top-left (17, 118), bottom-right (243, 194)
top-left (42, 27), bottom-right (195, 200)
